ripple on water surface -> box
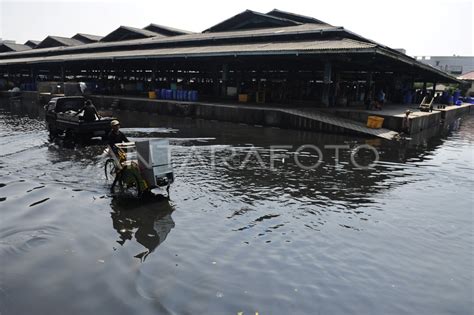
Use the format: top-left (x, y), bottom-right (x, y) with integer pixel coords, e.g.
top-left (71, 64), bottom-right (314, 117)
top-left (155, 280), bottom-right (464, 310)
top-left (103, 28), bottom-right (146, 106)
top-left (0, 101), bottom-right (473, 314)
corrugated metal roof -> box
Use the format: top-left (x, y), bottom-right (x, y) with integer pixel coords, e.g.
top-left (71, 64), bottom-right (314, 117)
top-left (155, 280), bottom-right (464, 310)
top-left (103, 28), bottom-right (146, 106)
top-left (0, 39), bottom-right (376, 65)
top-left (49, 36), bottom-right (84, 46)
top-left (458, 71), bottom-right (474, 81)
top-left (0, 43), bottom-right (32, 52)
top-left (24, 40), bottom-right (40, 48)
top-left (203, 9), bottom-right (301, 33)
top-left (267, 9), bottom-right (330, 25)
top-left (36, 36), bottom-right (84, 49)
top-left (100, 26), bottom-right (162, 42)
top-left (0, 24), bottom-right (338, 58)
top-left (73, 33), bottom-right (103, 42)
top-left (144, 24), bottom-right (194, 36)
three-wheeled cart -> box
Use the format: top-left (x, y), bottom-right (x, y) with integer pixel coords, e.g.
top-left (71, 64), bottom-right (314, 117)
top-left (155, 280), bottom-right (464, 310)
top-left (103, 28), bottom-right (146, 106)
top-left (104, 139), bottom-right (174, 198)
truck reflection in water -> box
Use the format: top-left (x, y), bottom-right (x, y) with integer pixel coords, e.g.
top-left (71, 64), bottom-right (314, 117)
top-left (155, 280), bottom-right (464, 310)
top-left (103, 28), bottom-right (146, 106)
top-left (110, 197), bottom-right (175, 261)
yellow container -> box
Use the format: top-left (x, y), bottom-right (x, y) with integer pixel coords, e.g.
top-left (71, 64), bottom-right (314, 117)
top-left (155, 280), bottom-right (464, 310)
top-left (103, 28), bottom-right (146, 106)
top-left (148, 91), bottom-right (156, 99)
top-left (238, 94), bottom-right (248, 103)
top-left (367, 116), bottom-right (384, 129)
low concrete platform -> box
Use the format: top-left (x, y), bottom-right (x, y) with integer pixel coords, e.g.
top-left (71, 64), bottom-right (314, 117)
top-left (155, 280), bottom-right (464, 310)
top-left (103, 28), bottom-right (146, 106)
top-left (89, 94), bottom-right (400, 140)
top-left (331, 104), bottom-right (472, 134)
top-left (2, 91), bottom-right (471, 140)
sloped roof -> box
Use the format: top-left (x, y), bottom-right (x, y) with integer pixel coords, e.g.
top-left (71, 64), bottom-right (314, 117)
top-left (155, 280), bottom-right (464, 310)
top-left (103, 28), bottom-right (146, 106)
top-left (0, 42), bottom-right (32, 53)
top-left (0, 24), bottom-right (339, 59)
top-left (203, 9), bottom-right (300, 33)
top-left (72, 33), bottom-right (103, 43)
top-left (458, 71), bottom-right (474, 81)
top-left (267, 9), bottom-right (330, 25)
top-left (101, 26), bottom-right (162, 42)
top-left (36, 36), bottom-right (84, 49)
top-left (143, 23), bottom-right (193, 36)
top-left (0, 39), bottom-right (378, 65)
top-left (0, 9), bottom-right (460, 84)
top-left (24, 40), bottom-right (40, 48)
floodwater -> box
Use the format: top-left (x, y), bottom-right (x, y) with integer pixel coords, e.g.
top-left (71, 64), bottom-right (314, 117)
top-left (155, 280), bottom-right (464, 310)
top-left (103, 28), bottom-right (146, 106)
top-left (0, 98), bottom-right (473, 315)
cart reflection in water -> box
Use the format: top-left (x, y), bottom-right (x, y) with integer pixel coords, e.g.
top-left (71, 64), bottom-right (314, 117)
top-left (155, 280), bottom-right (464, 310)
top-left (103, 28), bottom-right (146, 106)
top-left (110, 197), bottom-right (175, 261)
top-left (104, 139), bottom-right (174, 198)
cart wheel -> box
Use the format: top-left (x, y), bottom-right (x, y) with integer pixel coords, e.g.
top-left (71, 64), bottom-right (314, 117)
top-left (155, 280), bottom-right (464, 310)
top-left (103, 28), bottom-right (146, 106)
top-left (104, 159), bottom-right (117, 183)
top-left (112, 169), bottom-right (142, 198)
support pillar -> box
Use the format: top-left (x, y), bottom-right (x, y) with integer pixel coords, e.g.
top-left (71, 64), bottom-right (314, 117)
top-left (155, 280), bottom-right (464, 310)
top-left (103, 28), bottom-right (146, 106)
top-left (321, 61), bottom-right (332, 107)
top-left (212, 65), bottom-right (220, 97)
top-left (60, 65), bottom-right (65, 83)
top-left (221, 63), bottom-right (228, 97)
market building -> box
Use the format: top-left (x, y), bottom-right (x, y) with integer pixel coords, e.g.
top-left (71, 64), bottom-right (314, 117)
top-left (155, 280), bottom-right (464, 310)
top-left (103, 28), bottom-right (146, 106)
top-left (0, 9), bottom-right (459, 108)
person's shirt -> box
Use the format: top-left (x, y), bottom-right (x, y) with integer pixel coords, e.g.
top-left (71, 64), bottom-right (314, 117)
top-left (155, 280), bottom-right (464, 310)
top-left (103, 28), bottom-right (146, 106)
top-left (76, 103), bottom-right (97, 122)
top-left (108, 130), bottom-right (129, 146)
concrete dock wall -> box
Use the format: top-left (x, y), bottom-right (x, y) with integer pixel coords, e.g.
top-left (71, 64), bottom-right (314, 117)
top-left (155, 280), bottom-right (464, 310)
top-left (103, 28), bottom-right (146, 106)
top-left (335, 104), bottom-right (472, 135)
top-left (1, 92), bottom-right (471, 138)
top-left (90, 95), bottom-right (370, 137)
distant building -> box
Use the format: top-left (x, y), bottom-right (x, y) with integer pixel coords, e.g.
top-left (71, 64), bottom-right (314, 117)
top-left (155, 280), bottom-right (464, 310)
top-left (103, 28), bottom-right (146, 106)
top-left (414, 55), bottom-right (474, 76)
top-left (458, 71), bottom-right (474, 96)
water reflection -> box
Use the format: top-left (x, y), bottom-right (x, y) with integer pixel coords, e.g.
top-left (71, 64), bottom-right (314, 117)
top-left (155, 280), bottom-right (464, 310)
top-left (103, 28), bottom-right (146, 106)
top-left (110, 197), bottom-right (175, 261)
top-left (1, 96), bottom-right (473, 315)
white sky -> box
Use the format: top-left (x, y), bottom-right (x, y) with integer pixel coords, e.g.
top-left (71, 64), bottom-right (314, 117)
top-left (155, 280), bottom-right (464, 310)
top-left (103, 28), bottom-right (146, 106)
top-left (0, 0), bottom-right (472, 56)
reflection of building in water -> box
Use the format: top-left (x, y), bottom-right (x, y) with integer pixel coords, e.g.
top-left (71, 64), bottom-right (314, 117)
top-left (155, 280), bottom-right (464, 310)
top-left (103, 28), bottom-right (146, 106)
top-left (110, 198), bottom-right (175, 261)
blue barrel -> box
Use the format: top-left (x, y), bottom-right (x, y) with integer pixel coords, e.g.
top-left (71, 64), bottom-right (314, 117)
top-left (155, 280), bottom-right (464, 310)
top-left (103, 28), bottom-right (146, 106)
top-left (453, 90), bottom-right (461, 103)
top-left (191, 90), bottom-right (198, 101)
top-left (155, 89), bottom-right (161, 99)
top-left (183, 90), bottom-right (189, 101)
top-left (448, 95), bottom-right (454, 104)
top-left (441, 91), bottom-right (448, 104)
top-left (172, 90), bottom-right (177, 100)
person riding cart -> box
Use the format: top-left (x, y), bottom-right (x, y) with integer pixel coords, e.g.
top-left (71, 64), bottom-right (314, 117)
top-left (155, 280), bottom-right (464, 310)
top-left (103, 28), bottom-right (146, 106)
top-left (104, 127), bottom-right (174, 198)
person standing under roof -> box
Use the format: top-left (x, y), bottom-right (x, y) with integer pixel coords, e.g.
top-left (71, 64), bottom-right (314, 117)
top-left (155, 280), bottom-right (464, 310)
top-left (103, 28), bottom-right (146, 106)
top-left (375, 89), bottom-right (385, 110)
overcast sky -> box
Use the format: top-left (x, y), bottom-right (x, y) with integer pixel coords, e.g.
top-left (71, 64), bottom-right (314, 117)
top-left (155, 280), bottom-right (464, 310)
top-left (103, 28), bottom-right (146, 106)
top-left (0, 0), bottom-right (472, 56)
